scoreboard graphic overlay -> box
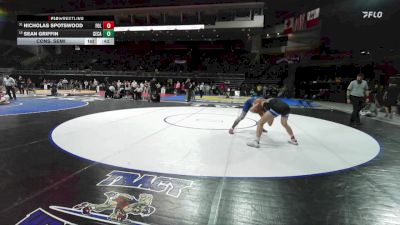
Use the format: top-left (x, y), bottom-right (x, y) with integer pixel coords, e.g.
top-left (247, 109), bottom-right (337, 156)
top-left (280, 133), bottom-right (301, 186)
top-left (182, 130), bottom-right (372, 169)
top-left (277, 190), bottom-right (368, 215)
top-left (17, 16), bottom-right (115, 45)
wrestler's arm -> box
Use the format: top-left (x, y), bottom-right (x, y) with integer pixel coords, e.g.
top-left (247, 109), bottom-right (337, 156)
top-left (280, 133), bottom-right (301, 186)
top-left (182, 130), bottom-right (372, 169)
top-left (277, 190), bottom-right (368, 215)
top-left (249, 104), bottom-right (258, 113)
top-left (250, 99), bottom-right (266, 113)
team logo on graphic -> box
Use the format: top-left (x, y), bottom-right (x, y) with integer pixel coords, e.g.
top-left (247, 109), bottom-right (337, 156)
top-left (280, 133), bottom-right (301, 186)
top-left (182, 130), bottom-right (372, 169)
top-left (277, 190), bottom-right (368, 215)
top-left (362, 11), bottom-right (383, 18)
top-left (50, 192), bottom-right (156, 224)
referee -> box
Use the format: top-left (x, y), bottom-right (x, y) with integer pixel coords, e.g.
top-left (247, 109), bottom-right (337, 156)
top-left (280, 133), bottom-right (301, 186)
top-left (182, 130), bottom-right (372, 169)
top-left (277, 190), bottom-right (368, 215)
top-left (3, 75), bottom-right (17, 100)
top-left (347, 73), bottom-right (369, 126)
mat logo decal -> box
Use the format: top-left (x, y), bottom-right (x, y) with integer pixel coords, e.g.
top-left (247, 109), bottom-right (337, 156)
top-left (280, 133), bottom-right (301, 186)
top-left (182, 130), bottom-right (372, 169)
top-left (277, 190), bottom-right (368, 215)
top-left (362, 11), bottom-right (383, 18)
top-left (74, 192), bottom-right (155, 219)
top-left (50, 192), bottom-right (155, 224)
top-left (97, 170), bottom-right (193, 198)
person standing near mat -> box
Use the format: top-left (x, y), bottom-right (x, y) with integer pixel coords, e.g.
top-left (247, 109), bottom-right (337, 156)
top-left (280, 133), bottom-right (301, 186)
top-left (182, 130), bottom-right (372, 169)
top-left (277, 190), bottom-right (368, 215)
top-left (184, 78), bottom-right (192, 102)
top-left (17, 76), bottom-right (25, 95)
top-left (229, 97), bottom-right (267, 134)
top-left (347, 73), bottom-right (369, 126)
top-left (247, 98), bottom-right (298, 148)
top-left (383, 81), bottom-right (400, 119)
top-left (3, 75), bottom-right (17, 100)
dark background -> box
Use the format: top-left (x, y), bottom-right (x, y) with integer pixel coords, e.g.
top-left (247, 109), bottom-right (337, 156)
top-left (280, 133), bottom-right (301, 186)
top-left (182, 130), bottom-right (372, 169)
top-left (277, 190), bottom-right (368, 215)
top-left (0, 0), bottom-right (399, 52)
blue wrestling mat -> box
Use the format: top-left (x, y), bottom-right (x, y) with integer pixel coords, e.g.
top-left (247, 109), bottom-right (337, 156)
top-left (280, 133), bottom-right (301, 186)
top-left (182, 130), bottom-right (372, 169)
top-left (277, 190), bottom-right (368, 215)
top-left (0, 98), bottom-right (88, 116)
top-left (161, 95), bottom-right (317, 107)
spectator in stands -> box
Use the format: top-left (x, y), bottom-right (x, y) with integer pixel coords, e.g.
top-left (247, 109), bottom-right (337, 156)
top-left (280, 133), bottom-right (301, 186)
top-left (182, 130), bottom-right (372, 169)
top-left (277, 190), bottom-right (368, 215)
top-left (131, 80), bottom-right (138, 99)
top-left (124, 81), bottom-right (132, 98)
top-left (180, 80), bottom-right (185, 95)
top-left (17, 76), bottom-right (25, 95)
top-left (149, 78), bottom-right (159, 102)
top-left (84, 80), bottom-right (89, 90)
top-left (240, 84), bottom-right (248, 96)
top-left (205, 83), bottom-right (211, 96)
top-left (256, 84), bottom-right (263, 96)
top-left (161, 85), bottom-right (166, 95)
top-left (115, 83), bottom-right (125, 99)
top-left (3, 75), bottom-right (17, 100)
top-left (134, 83), bottom-right (143, 100)
top-left (57, 80), bottom-right (63, 89)
top-left (262, 85), bottom-right (268, 98)
top-left (68, 79), bottom-right (73, 90)
top-left (211, 83), bottom-right (216, 95)
top-left (43, 79), bottom-right (48, 90)
top-left (132, 80), bottom-right (138, 89)
top-left (93, 79), bottom-right (98, 93)
top-left (143, 81), bottom-right (150, 102)
top-left (175, 81), bottom-right (181, 95)
top-left (219, 82), bottom-right (226, 96)
top-left (250, 88), bottom-right (255, 96)
top-left (149, 78), bottom-right (157, 94)
top-left (191, 81), bottom-right (196, 101)
top-left (278, 85), bottom-right (288, 98)
top-left (105, 82), bottom-right (115, 99)
top-left (184, 78), bottom-right (192, 102)
top-left (199, 82), bottom-right (205, 98)
top-left (74, 80), bottom-right (81, 90)
top-left (62, 78), bottom-right (68, 90)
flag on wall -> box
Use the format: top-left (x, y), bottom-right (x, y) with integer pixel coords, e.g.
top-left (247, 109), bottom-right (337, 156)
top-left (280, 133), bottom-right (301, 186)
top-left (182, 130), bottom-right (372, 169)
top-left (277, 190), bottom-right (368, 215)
top-left (284, 17), bottom-right (294, 34)
top-left (293, 13), bottom-right (306, 32)
top-left (307, 8), bottom-right (320, 28)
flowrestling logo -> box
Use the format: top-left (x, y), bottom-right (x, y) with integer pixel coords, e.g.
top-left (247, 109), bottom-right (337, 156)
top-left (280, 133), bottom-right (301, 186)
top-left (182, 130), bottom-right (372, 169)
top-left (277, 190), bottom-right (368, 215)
top-left (362, 11), bottom-right (383, 19)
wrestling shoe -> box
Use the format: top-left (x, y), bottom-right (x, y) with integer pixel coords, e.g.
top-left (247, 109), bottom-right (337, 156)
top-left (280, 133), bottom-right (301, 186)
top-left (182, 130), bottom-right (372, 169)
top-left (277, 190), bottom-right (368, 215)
top-left (247, 140), bottom-right (260, 148)
top-left (263, 128), bottom-right (268, 133)
top-left (229, 128), bottom-right (234, 134)
top-left (288, 137), bottom-right (298, 145)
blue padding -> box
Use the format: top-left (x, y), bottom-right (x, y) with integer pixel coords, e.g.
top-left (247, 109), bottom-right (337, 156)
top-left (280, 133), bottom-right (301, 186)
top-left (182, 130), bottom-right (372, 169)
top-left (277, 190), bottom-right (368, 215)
top-left (281, 98), bottom-right (318, 107)
top-left (161, 95), bottom-right (186, 101)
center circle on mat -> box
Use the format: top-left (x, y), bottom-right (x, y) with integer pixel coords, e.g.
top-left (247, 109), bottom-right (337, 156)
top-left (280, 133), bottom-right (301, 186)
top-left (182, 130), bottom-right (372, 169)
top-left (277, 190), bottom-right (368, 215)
top-left (51, 107), bottom-right (380, 178)
top-left (164, 113), bottom-right (257, 130)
